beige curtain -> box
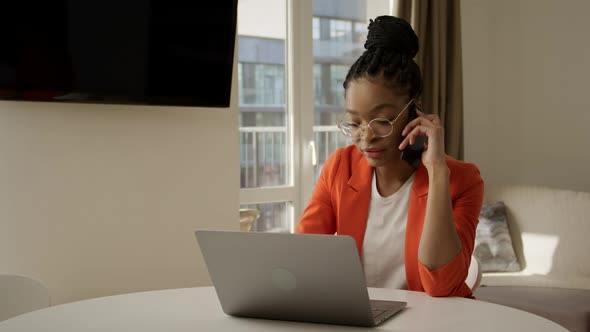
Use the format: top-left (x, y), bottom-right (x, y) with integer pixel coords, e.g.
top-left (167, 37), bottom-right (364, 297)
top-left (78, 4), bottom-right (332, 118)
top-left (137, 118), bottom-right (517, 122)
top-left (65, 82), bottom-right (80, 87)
top-left (394, 0), bottom-right (464, 160)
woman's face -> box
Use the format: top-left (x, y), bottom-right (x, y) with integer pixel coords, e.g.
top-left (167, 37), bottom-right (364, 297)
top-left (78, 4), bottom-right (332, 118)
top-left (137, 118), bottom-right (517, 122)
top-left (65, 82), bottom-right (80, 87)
top-left (344, 78), bottom-right (411, 168)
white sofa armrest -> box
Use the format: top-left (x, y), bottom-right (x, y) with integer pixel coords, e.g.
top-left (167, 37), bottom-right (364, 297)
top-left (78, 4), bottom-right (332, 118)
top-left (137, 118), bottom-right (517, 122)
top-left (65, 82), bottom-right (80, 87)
top-left (484, 185), bottom-right (590, 289)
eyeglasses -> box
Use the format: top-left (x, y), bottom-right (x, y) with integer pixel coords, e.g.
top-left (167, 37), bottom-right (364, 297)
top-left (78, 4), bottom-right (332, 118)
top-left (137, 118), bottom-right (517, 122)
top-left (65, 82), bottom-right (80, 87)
top-left (338, 99), bottom-right (415, 139)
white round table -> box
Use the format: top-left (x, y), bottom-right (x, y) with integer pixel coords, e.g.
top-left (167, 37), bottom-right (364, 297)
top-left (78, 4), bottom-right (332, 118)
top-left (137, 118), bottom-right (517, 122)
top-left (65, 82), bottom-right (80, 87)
top-left (0, 287), bottom-right (566, 331)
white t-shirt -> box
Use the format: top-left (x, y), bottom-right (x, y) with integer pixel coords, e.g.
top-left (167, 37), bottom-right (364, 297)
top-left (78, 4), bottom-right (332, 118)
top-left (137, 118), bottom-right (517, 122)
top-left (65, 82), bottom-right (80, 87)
top-left (362, 171), bottom-right (415, 289)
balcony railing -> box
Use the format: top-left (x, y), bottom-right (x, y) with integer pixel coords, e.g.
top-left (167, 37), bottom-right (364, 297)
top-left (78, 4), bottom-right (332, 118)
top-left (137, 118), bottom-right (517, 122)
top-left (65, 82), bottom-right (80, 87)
top-left (240, 125), bottom-right (349, 232)
top-left (312, 125), bottom-right (349, 178)
top-left (240, 126), bottom-right (287, 188)
top-left (240, 125), bottom-right (348, 189)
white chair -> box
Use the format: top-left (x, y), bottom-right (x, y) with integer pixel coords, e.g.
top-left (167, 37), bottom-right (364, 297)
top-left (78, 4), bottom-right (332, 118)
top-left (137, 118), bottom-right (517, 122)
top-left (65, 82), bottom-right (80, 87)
top-left (465, 255), bottom-right (482, 292)
top-left (0, 275), bottom-right (50, 321)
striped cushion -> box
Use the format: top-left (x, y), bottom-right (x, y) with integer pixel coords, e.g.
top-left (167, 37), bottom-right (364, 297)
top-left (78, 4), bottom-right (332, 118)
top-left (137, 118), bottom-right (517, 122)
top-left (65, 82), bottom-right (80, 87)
top-left (474, 202), bottom-right (521, 272)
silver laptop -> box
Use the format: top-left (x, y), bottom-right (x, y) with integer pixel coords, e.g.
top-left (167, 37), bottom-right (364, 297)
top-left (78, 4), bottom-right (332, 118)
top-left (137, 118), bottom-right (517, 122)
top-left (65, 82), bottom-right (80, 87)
top-left (195, 230), bottom-right (407, 327)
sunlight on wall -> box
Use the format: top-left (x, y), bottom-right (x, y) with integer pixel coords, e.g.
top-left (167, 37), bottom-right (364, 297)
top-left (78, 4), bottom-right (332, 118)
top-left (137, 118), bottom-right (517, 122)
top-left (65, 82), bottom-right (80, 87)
top-left (521, 233), bottom-right (559, 275)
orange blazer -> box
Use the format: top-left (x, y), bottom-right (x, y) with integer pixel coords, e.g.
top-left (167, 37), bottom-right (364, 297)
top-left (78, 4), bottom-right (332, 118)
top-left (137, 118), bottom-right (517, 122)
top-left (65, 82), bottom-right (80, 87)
top-left (295, 145), bottom-right (484, 297)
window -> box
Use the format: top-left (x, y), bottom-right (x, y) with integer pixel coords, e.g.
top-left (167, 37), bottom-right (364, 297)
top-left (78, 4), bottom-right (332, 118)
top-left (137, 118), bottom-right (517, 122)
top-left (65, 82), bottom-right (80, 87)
top-left (238, 0), bottom-right (391, 231)
top-left (313, 5), bottom-right (390, 181)
top-left (238, 0), bottom-right (291, 232)
top-left (329, 64), bottom-right (347, 107)
top-left (313, 64), bottom-right (323, 106)
top-left (353, 21), bottom-right (368, 43)
top-left (239, 63), bottom-right (285, 106)
top-left (240, 202), bottom-right (291, 232)
top-left (329, 19), bottom-right (353, 42)
top-left (312, 17), bottom-right (320, 40)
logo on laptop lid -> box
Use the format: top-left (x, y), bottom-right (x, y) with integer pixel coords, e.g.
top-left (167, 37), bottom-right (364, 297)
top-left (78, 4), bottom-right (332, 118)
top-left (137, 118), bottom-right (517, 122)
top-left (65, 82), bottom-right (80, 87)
top-left (271, 267), bottom-right (297, 291)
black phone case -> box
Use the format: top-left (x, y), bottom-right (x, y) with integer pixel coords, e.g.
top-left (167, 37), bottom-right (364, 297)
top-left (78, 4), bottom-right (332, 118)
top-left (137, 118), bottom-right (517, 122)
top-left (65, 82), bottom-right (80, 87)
top-left (401, 136), bottom-right (426, 169)
top-left (400, 105), bottom-right (425, 169)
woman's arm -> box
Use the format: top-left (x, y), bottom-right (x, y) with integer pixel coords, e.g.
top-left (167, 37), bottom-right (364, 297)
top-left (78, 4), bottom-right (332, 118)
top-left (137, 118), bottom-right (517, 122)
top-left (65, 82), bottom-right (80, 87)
top-left (417, 170), bottom-right (483, 296)
top-left (418, 162), bottom-right (461, 270)
top-left (400, 111), bottom-right (462, 269)
top-left (400, 110), bottom-right (484, 297)
top-left (399, 111), bottom-right (461, 270)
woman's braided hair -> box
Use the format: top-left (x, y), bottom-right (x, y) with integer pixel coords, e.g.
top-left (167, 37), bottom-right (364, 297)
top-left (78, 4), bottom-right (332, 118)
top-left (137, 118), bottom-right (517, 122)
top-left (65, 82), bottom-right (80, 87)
top-left (343, 16), bottom-right (422, 99)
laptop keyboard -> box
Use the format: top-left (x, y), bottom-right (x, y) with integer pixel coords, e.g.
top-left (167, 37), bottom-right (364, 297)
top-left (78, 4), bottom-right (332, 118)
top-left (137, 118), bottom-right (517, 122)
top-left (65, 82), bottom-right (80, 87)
top-left (371, 308), bottom-right (387, 318)
top-left (371, 307), bottom-right (389, 318)
top-left (370, 300), bottom-right (395, 318)
top-left (369, 299), bottom-right (407, 324)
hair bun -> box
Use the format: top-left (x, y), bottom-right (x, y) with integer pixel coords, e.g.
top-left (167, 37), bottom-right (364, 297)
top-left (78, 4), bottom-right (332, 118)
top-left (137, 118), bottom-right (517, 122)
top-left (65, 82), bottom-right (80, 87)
top-left (364, 16), bottom-right (419, 58)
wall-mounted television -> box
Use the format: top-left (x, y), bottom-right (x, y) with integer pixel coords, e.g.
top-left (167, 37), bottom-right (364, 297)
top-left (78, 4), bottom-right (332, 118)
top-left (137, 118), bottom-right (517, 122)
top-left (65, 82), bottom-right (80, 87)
top-left (0, 1), bottom-right (238, 107)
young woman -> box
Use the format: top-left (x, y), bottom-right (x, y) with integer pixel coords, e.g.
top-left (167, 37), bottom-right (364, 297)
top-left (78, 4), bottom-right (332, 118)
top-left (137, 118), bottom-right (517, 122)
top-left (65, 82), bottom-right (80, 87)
top-left (296, 16), bottom-right (483, 298)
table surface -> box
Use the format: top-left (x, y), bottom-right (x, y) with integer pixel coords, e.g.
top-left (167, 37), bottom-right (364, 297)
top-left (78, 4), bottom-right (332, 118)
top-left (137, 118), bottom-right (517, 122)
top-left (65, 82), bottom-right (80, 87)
top-left (0, 287), bottom-right (567, 331)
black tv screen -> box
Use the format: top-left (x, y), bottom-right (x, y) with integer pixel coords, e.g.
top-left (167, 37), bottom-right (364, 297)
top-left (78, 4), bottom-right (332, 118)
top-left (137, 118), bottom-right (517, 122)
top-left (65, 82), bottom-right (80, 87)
top-left (0, 1), bottom-right (237, 107)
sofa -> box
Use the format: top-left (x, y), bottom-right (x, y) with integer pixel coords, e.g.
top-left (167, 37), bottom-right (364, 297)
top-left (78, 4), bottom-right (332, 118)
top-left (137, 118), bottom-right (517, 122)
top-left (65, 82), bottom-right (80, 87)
top-left (473, 184), bottom-right (590, 332)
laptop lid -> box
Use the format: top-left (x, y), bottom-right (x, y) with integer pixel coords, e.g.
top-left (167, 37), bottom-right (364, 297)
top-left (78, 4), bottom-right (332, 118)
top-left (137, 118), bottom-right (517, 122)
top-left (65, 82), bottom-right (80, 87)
top-left (195, 230), bottom-right (402, 326)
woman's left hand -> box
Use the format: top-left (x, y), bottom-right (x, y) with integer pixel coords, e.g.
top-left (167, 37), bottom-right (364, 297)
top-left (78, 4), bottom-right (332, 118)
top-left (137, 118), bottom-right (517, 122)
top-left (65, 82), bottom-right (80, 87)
top-left (398, 110), bottom-right (446, 167)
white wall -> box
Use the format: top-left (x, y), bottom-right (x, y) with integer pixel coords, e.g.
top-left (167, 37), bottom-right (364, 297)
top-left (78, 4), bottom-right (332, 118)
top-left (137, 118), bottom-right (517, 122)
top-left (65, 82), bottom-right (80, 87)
top-left (462, 0), bottom-right (590, 192)
top-left (0, 62), bottom-right (239, 305)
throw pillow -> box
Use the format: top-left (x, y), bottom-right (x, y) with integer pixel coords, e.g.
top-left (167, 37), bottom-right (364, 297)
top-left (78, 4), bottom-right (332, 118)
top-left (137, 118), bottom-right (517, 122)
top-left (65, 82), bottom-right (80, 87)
top-left (474, 201), bottom-right (522, 272)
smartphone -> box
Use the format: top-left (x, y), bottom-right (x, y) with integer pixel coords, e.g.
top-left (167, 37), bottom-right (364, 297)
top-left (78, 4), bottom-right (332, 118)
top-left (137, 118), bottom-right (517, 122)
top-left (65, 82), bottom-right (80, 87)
top-left (400, 104), bottom-right (426, 169)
